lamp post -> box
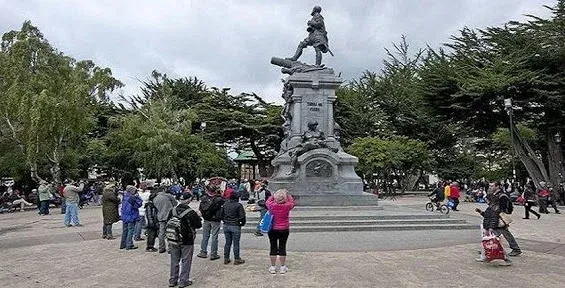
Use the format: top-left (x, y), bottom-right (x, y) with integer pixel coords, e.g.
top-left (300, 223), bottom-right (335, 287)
top-left (556, 132), bottom-right (562, 182)
top-left (504, 98), bottom-right (517, 182)
top-left (199, 122), bottom-right (206, 184)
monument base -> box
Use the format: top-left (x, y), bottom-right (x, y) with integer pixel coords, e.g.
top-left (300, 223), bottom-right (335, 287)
top-left (290, 193), bottom-right (379, 206)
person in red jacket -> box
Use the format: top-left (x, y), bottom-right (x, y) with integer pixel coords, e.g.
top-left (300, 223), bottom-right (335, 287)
top-left (449, 182), bottom-right (461, 211)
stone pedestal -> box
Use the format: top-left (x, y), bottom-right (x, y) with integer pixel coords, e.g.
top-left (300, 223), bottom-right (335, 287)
top-left (269, 69), bottom-right (377, 206)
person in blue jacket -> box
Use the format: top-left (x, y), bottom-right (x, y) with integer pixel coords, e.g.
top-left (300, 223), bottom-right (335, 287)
top-left (120, 185), bottom-right (143, 250)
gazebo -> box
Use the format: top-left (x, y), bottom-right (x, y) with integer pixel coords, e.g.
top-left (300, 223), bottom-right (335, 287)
top-left (233, 151), bottom-right (259, 180)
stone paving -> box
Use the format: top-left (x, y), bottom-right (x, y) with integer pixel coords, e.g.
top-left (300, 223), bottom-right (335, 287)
top-left (0, 198), bottom-right (564, 287)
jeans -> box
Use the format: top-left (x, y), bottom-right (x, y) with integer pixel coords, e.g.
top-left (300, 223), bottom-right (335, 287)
top-left (169, 244), bottom-right (194, 286)
top-left (64, 203), bottom-right (80, 226)
top-left (39, 200), bottom-right (50, 215)
top-left (134, 217), bottom-right (146, 240)
top-left (223, 224), bottom-right (242, 259)
top-left (60, 198), bottom-right (66, 214)
top-left (256, 209), bottom-right (267, 232)
top-left (493, 227), bottom-right (521, 252)
top-left (158, 221), bottom-right (168, 251)
top-left (120, 222), bottom-right (136, 249)
top-left (102, 224), bottom-right (113, 236)
top-left (200, 220), bottom-right (221, 256)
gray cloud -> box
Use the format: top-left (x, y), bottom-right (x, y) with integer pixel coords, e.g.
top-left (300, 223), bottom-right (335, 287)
top-left (0, 0), bottom-right (555, 103)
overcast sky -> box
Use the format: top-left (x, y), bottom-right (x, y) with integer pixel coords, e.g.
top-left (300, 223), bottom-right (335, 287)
top-left (0, 0), bottom-right (556, 104)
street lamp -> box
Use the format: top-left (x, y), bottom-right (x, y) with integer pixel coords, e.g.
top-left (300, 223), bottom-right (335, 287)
top-left (199, 122), bottom-right (206, 184)
top-left (504, 98), bottom-right (517, 182)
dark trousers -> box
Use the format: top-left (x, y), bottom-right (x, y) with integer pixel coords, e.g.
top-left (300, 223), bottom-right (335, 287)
top-left (120, 222), bottom-right (135, 249)
top-left (524, 201), bottom-right (540, 219)
top-left (268, 229), bottom-right (290, 256)
top-left (493, 227), bottom-right (521, 252)
top-left (539, 197), bottom-right (549, 213)
top-left (146, 227), bottom-right (158, 249)
top-left (547, 199), bottom-right (560, 213)
top-left (39, 200), bottom-right (50, 215)
top-left (169, 244), bottom-right (194, 287)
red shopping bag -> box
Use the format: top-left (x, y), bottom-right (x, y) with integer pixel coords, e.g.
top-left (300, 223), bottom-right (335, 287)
top-left (482, 233), bottom-right (505, 262)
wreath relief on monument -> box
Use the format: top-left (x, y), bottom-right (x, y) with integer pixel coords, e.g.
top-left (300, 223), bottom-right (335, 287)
top-left (305, 159), bottom-right (333, 178)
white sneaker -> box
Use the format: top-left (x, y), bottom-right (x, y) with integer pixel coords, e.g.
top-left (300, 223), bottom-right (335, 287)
top-left (269, 266), bottom-right (276, 274)
top-left (280, 265), bottom-right (288, 274)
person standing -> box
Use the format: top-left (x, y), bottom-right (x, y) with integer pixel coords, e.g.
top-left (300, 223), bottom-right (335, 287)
top-left (523, 186), bottom-right (541, 220)
top-left (197, 186), bottom-right (225, 260)
top-left (63, 180), bottom-right (85, 227)
top-left (102, 182), bottom-right (120, 240)
top-left (221, 191), bottom-right (246, 265)
top-left (548, 186), bottom-right (561, 214)
top-left (168, 193), bottom-right (202, 287)
top-left (266, 189), bottom-right (296, 274)
top-left (134, 181), bottom-right (152, 241)
top-left (449, 182), bottom-right (461, 211)
top-left (153, 187), bottom-right (178, 253)
top-left (38, 180), bottom-right (51, 216)
top-left (474, 193), bottom-right (512, 265)
top-left (120, 185), bottom-right (142, 250)
top-left (255, 180), bottom-right (272, 236)
top-left (443, 181), bottom-right (451, 200)
top-left (493, 183), bottom-right (522, 256)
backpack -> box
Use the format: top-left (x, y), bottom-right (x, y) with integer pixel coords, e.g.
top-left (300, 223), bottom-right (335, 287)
top-left (145, 201), bottom-right (159, 229)
top-left (165, 207), bottom-right (192, 244)
top-left (199, 196), bottom-right (217, 221)
top-left (499, 194), bottom-right (514, 214)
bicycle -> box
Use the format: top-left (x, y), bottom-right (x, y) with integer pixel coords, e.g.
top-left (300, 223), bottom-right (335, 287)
top-left (425, 197), bottom-right (450, 214)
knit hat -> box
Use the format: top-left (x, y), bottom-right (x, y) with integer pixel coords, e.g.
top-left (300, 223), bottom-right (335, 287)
top-left (126, 185), bottom-right (137, 194)
top-left (180, 192), bottom-right (193, 200)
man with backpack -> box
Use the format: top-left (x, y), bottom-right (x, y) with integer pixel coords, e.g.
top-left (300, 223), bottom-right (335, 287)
top-left (167, 192), bottom-right (202, 288)
top-left (197, 186), bottom-right (225, 260)
top-left (153, 187), bottom-right (178, 253)
top-left (493, 182), bottom-right (522, 257)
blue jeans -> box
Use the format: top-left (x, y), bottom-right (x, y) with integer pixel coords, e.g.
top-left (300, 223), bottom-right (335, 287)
top-left (223, 224), bottom-right (242, 259)
top-left (39, 200), bottom-right (50, 215)
top-left (256, 209), bottom-right (267, 232)
top-left (120, 222), bottom-right (136, 249)
top-left (63, 203), bottom-right (80, 226)
top-left (134, 217), bottom-right (146, 240)
top-left (200, 220), bottom-right (221, 256)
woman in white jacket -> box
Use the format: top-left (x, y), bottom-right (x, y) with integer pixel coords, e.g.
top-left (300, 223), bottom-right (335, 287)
top-left (134, 181), bottom-right (152, 241)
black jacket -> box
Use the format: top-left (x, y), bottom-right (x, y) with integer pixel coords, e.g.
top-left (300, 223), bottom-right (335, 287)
top-left (221, 199), bottom-right (246, 226)
top-left (481, 206), bottom-right (500, 230)
top-left (175, 203), bottom-right (202, 245)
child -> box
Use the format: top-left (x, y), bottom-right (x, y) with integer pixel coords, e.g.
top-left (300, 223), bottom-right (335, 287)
top-left (475, 193), bottom-right (512, 265)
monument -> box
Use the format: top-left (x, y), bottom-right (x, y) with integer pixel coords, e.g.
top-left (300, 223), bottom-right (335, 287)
top-left (269, 6), bottom-right (378, 206)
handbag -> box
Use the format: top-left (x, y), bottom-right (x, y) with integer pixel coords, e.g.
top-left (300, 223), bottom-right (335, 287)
top-left (482, 231), bottom-right (505, 262)
top-left (498, 212), bottom-right (513, 228)
top-left (259, 210), bottom-right (274, 233)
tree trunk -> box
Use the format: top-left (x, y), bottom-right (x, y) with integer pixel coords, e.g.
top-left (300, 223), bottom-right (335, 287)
top-left (404, 171), bottom-right (421, 191)
top-left (547, 133), bottom-right (564, 189)
top-left (249, 137), bottom-right (272, 178)
top-left (513, 124), bottom-right (549, 189)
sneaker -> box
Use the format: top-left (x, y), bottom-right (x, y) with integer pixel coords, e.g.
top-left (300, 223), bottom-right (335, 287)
top-left (74, 224), bottom-right (83, 227)
top-left (126, 246), bottom-right (139, 250)
top-left (159, 249), bottom-right (167, 254)
top-left (146, 248), bottom-right (158, 252)
top-left (280, 265), bottom-right (288, 274)
top-left (508, 250), bottom-right (522, 257)
top-left (254, 231), bottom-right (264, 236)
top-left (475, 257), bottom-right (485, 262)
top-left (224, 259), bottom-right (231, 265)
top-left (179, 280), bottom-right (193, 287)
top-left (500, 260), bottom-right (512, 266)
top-left (197, 252), bottom-right (208, 258)
top-left (168, 283), bottom-right (177, 287)
top-left (210, 255), bottom-right (220, 261)
top-left (269, 266), bottom-right (276, 274)
top-left (102, 235), bottom-right (107, 239)
top-left (234, 259), bottom-right (245, 265)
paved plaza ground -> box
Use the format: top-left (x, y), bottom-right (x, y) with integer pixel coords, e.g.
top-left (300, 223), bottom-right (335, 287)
top-left (1, 197), bottom-right (564, 287)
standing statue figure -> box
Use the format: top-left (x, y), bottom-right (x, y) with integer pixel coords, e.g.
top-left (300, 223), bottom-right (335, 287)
top-left (287, 6), bottom-right (334, 66)
top-left (288, 121), bottom-right (338, 174)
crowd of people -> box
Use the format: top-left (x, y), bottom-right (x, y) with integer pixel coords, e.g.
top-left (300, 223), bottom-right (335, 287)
top-left (98, 178), bottom-right (294, 287)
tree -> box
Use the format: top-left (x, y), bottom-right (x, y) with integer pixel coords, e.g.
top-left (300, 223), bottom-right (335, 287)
top-left (0, 21), bottom-right (122, 183)
top-left (349, 136), bottom-right (433, 193)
